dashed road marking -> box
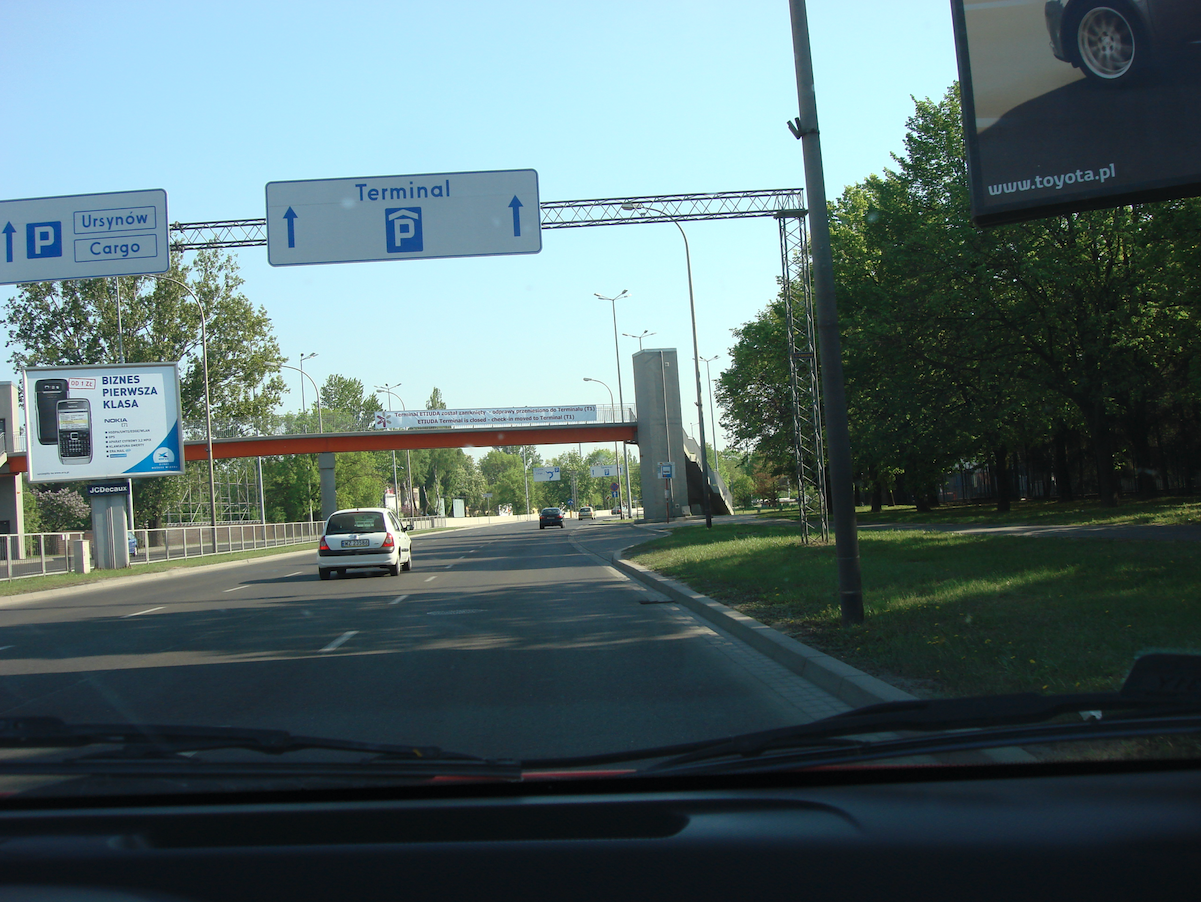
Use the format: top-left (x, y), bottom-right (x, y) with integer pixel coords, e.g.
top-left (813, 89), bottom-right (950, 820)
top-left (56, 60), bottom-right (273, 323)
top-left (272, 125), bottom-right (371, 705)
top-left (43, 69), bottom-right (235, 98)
top-left (389, 595), bottom-right (409, 605)
top-left (319, 630), bottom-right (359, 653)
top-left (424, 576), bottom-right (437, 583)
top-left (222, 585), bottom-right (249, 593)
top-left (123, 606), bottom-right (164, 618)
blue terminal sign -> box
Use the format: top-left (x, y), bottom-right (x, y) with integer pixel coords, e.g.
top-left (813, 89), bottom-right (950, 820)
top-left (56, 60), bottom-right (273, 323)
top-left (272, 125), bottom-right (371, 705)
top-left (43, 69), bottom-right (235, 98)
top-left (265, 169), bottom-right (541, 266)
top-left (0, 189), bottom-right (169, 285)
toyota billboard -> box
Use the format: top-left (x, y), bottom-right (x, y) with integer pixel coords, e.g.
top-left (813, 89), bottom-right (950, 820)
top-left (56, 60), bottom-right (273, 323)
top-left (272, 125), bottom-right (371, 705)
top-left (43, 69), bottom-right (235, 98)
top-left (951, 0), bottom-right (1201, 226)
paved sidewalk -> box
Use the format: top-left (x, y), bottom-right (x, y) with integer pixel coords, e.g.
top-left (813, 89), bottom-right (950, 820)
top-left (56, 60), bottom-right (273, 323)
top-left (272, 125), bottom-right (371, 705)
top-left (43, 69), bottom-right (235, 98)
top-left (858, 521), bottom-right (1201, 541)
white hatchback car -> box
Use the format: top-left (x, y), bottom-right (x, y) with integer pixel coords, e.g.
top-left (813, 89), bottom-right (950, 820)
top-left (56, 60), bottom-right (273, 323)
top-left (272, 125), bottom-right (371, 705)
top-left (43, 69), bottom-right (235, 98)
top-left (317, 508), bottom-right (412, 580)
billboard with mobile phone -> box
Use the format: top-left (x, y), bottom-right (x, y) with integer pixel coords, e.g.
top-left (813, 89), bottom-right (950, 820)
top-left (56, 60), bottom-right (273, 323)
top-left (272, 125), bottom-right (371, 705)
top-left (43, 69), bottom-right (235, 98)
top-left (23, 363), bottom-right (184, 483)
top-left (951, 0), bottom-right (1201, 226)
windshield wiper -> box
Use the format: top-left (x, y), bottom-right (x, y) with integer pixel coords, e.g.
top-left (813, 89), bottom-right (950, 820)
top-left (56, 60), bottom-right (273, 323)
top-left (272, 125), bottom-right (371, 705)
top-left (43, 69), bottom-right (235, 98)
top-left (522, 653), bottom-right (1201, 775)
top-left (0, 718), bottom-right (522, 781)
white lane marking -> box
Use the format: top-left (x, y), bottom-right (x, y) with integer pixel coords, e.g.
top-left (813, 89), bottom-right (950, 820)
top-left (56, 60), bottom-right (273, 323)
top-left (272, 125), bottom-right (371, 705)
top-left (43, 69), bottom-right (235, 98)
top-left (284, 571), bottom-right (304, 577)
top-left (0, 646), bottom-right (13, 651)
top-left (123, 606), bottom-right (164, 618)
top-left (427, 609), bottom-right (485, 616)
top-left (455, 556), bottom-right (465, 561)
top-left (389, 595), bottom-right (409, 605)
top-left (222, 585), bottom-right (250, 593)
top-left (443, 563), bottom-right (454, 569)
top-left (319, 630), bottom-right (359, 653)
top-left (424, 576), bottom-right (437, 583)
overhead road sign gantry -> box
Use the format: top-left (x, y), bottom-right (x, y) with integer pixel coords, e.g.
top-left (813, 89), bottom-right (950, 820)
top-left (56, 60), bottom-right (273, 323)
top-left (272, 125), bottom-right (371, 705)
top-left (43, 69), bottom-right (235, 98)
top-left (265, 169), bottom-right (541, 266)
top-left (0, 189), bottom-right (169, 285)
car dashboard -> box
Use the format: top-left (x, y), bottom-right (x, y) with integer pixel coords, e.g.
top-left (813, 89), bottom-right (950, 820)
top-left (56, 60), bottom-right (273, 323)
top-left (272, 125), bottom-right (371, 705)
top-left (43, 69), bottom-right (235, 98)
top-left (0, 763), bottom-right (1198, 901)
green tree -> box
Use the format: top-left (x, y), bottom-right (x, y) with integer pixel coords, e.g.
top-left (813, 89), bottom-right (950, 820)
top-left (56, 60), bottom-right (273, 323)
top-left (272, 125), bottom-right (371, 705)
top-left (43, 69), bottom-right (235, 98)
top-left (31, 486), bottom-right (91, 532)
top-left (335, 453), bottom-right (386, 511)
top-left (320, 374), bottom-right (380, 432)
top-left (2, 248), bottom-right (286, 525)
top-left (820, 83), bottom-right (1201, 508)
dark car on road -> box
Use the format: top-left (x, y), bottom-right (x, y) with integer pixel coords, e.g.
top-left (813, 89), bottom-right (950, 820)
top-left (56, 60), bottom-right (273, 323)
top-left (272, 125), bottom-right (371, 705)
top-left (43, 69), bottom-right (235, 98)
top-left (1046, 0), bottom-right (1201, 84)
top-left (538, 507), bottom-right (565, 529)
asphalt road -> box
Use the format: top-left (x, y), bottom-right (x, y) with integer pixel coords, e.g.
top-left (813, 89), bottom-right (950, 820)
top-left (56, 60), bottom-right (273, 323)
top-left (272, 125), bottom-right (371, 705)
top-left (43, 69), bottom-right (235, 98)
top-left (0, 518), bottom-right (832, 761)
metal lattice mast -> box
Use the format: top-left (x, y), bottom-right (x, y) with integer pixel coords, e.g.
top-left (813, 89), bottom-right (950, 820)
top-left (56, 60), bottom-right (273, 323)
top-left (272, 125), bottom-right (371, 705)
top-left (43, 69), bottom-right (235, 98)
top-left (166, 459), bottom-right (261, 524)
top-left (777, 210), bottom-right (828, 542)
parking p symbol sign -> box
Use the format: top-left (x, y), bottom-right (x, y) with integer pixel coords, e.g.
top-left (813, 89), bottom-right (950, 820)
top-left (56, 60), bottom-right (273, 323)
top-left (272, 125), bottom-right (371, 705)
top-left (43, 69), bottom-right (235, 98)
top-left (385, 207), bottom-right (422, 253)
top-left (26, 221), bottom-right (62, 259)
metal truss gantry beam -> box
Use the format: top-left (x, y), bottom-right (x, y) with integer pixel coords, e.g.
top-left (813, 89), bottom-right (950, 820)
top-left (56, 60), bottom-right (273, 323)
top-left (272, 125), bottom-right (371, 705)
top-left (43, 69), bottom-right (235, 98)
top-left (167, 190), bottom-right (806, 250)
top-left (166, 189), bottom-right (826, 531)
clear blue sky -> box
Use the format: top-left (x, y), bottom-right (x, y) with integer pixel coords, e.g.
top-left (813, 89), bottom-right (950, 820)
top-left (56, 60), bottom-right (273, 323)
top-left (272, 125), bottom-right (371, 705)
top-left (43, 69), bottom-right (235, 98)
top-left (0, 0), bottom-right (961, 459)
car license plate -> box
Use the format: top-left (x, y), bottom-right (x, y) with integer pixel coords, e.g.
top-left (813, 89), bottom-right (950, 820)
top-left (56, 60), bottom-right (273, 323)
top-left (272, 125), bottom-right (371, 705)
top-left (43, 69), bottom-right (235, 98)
top-left (343, 539), bottom-right (370, 547)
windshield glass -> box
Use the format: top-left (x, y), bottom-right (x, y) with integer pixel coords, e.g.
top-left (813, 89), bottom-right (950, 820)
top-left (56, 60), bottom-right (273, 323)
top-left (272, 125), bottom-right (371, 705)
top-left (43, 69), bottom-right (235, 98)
top-left (326, 513), bottom-right (386, 534)
top-left (1, 0), bottom-right (1199, 799)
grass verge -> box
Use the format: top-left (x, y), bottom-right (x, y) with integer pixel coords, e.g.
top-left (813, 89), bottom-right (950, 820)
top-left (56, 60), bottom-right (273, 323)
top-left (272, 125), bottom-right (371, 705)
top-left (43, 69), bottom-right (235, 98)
top-left (628, 523), bottom-right (1201, 699)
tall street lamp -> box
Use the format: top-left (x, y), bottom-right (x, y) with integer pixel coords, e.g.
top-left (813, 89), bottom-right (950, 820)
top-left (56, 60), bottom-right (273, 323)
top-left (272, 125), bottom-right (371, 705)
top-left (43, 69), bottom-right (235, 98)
top-left (583, 377), bottom-right (625, 518)
top-left (298, 352), bottom-right (318, 432)
top-left (154, 275), bottom-right (218, 551)
top-left (376, 384), bottom-right (415, 525)
top-left (623, 330), bottom-right (656, 351)
top-left (376, 382), bottom-right (403, 520)
top-left (280, 364), bottom-right (323, 433)
top-left (620, 205), bottom-right (713, 528)
top-left (594, 291), bottom-right (636, 521)
top-left (699, 354), bottom-right (721, 480)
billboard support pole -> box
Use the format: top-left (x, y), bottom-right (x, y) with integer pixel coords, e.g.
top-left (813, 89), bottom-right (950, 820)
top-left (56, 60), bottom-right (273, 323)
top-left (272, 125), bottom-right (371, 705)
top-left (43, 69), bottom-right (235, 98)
top-left (787, 0), bottom-right (864, 624)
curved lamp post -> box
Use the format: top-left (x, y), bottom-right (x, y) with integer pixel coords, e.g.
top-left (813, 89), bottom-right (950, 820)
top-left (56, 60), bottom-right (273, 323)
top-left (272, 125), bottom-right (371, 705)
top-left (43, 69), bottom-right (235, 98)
top-left (583, 377), bottom-right (626, 517)
top-left (619, 205), bottom-right (713, 528)
top-left (279, 363), bottom-right (323, 433)
top-left (153, 275), bottom-right (218, 549)
top-left (594, 291), bottom-right (636, 521)
top-left (622, 330), bottom-right (655, 351)
top-left (376, 384), bottom-right (416, 525)
top-left (297, 352), bottom-right (318, 433)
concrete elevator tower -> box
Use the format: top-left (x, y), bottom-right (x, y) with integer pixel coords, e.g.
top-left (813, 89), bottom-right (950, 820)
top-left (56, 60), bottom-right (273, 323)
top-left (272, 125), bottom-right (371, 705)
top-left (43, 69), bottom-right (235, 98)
top-left (632, 349), bottom-right (688, 522)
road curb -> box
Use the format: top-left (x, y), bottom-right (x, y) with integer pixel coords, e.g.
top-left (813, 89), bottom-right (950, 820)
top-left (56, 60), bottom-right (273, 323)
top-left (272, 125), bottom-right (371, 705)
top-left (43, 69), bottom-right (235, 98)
top-left (611, 551), bottom-right (917, 709)
top-left (611, 548), bottom-right (1037, 763)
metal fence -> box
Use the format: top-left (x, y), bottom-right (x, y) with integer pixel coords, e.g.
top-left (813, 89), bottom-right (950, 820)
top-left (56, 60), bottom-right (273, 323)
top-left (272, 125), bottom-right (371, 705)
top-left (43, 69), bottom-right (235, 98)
top-left (0, 532), bottom-right (88, 581)
top-left (126, 521), bottom-right (323, 566)
top-left (0, 520), bottom-right (324, 581)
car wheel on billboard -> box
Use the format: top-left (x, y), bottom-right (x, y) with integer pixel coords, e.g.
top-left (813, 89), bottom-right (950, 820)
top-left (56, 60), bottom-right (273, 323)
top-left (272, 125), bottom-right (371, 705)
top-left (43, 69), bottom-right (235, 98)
top-left (1071, 3), bottom-right (1146, 84)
